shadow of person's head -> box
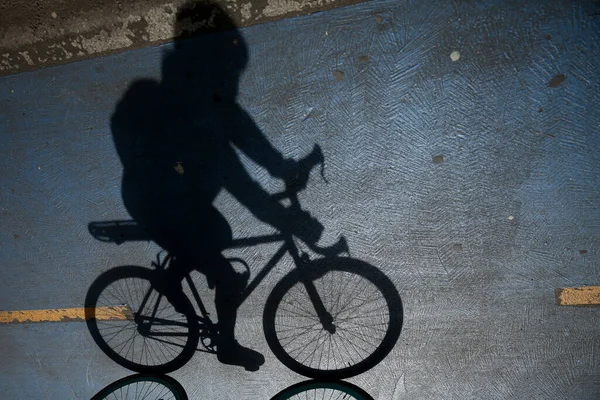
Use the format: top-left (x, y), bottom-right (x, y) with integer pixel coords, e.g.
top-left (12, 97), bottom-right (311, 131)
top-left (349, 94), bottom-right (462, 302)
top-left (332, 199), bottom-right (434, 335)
top-left (162, 1), bottom-right (248, 103)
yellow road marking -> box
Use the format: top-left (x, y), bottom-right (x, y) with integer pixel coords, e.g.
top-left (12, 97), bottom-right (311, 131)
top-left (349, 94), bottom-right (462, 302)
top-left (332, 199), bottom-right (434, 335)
top-left (555, 286), bottom-right (600, 306)
top-left (0, 306), bottom-right (132, 324)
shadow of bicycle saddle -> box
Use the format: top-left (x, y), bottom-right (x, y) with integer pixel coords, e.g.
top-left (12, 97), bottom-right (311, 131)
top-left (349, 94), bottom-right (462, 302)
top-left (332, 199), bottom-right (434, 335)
top-left (89, 220), bottom-right (152, 244)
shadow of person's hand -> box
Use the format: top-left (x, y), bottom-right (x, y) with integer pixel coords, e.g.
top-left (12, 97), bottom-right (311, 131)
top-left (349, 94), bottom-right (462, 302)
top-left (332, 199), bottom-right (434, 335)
top-left (281, 210), bottom-right (324, 245)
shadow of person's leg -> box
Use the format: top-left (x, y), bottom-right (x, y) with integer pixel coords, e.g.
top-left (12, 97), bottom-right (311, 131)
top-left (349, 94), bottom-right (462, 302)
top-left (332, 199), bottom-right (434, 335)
top-left (204, 253), bottom-right (265, 371)
top-left (156, 253), bottom-right (196, 315)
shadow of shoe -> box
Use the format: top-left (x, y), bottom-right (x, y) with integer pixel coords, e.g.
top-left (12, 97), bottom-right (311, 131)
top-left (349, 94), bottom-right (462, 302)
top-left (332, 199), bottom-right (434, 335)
top-left (217, 340), bottom-right (265, 371)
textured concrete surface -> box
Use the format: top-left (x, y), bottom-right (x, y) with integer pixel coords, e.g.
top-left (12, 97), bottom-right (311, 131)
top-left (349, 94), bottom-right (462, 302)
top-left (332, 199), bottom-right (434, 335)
top-left (0, 0), bottom-right (367, 76)
top-left (2, 0), bottom-right (600, 398)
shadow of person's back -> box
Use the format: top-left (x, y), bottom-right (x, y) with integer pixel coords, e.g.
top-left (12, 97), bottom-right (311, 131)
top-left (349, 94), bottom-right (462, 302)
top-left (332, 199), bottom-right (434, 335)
top-left (111, 1), bottom-right (310, 255)
top-left (111, 3), bottom-right (248, 255)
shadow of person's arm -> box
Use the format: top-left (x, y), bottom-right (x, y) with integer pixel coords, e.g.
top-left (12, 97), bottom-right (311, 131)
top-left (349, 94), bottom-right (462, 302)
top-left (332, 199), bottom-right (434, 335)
top-left (227, 107), bottom-right (294, 180)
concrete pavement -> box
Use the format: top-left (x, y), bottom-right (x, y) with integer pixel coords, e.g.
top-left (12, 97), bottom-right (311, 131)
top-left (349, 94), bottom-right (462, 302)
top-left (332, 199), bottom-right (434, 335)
top-left (0, 0), bottom-right (367, 76)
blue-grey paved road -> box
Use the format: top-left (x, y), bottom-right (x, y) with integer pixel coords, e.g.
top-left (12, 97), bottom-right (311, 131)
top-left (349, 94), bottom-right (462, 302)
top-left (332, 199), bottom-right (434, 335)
top-left (1, 0), bottom-right (599, 398)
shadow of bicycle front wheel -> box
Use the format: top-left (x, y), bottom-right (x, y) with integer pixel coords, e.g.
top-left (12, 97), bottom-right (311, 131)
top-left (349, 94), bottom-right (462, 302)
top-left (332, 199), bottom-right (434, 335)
top-left (263, 257), bottom-right (403, 379)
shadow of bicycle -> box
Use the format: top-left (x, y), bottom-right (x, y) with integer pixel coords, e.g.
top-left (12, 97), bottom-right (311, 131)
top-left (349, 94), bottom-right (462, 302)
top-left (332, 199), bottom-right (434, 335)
top-left (85, 214), bottom-right (403, 378)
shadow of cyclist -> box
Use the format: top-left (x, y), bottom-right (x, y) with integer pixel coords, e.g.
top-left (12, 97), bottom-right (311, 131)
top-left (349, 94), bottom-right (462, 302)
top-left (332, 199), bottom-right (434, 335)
top-left (110, 1), bottom-right (323, 371)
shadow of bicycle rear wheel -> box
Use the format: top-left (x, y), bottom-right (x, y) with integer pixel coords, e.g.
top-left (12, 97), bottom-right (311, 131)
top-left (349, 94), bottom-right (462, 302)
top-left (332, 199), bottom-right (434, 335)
top-left (85, 266), bottom-right (200, 373)
top-left (263, 257), bottom-right (403, 379)
top-left (91, 374), bottom-right (188, 400)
